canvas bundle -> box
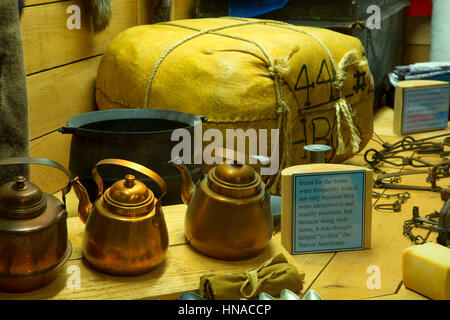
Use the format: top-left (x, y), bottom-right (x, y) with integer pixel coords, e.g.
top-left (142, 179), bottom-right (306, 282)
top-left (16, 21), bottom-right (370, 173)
top-left (95, 17), bottom-right (374, 190)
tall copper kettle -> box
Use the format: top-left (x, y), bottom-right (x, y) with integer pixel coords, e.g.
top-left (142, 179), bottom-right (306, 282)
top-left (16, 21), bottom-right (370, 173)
top-left (71, 159), bottom-right (168, 276)
top-left (0, 157), bottom-right (72, 293)
top-left (170, 156), bottom-right (274, 261)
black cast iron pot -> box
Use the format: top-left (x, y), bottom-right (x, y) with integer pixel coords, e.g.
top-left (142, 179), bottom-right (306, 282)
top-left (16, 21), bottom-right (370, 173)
top-left (60, 109), bottom-right (204, 205)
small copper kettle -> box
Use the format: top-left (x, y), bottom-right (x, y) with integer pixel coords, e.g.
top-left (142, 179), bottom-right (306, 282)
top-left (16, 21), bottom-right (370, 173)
top-left (0, 157), bottom-right (72, 293)
top-left (71, 159), bottom-right (168, 276)
top-left (169, 153), bottom-right (274, 260)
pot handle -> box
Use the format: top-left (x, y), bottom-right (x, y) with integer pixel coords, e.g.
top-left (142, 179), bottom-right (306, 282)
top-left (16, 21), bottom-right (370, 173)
top-left (92, 159), bottom-right (167, 203)
top-left (0, 157), bottom-right (72, 206)
top-left (58, 126), bottom-right (77, 134)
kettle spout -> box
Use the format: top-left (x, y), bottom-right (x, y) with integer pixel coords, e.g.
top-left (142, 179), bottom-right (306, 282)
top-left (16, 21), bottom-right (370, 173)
top-left (169, 159), bottom-right (195, 204)
top-left (71, 177), bottom-right (93, 224)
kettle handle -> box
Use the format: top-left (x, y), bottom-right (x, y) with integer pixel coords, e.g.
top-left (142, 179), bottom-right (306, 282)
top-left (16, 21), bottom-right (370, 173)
top-left (92, 159), bottom-right (167, 203)
top-left (0, 157), bottom-right (72, 206)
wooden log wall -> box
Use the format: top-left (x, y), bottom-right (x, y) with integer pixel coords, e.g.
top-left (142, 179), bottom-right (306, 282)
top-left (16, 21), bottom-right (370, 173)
top-left (23, 0), bottom-right (157, 193)
top-left (170, 0), bottom-right (195, 20)
top-left (403, 16), bottom-right (431, 64)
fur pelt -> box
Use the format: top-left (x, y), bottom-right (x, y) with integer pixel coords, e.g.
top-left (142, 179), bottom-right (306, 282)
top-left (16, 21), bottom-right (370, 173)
top-left (86, 0), bottom-right (112, 33)
top-left (18, 0), bottom-right (24, 16)
top-left (153, 0), bottom-right (173, 23)
top-left (0, 0), bottom-right (29, 185)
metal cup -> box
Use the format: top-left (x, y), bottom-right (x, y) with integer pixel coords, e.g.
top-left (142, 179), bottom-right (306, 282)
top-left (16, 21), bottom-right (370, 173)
top-left (304, 144), bottom-right (332, 163)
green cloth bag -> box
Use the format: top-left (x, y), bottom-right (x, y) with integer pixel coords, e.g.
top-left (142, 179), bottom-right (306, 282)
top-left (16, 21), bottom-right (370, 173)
top-left (199, 253), bottom-right (305, 300)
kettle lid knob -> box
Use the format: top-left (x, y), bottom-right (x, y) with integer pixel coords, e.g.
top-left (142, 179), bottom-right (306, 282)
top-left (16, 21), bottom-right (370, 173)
top-left (13, 175), bottom-right (27, 190)
top-left (103, 174), bottom-right (155, 217)
top-left (213, 163), bottom-right (257, 185)
top-left (208, 162), bottom-right (262, 198)
top-left (0, 176), bottom-right (47, 219)
top-left (124, 174), bottom-right (136, 188)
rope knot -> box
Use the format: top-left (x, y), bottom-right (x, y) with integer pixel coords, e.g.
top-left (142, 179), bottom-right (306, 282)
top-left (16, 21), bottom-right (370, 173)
top-left (334, 74), bottom-right (346, 91)
top-left (334, 49), bottom-right (368, 92)
top-left (268, 66), bottom-right (276, 78)
top-left (272, 59), bottom-right (290, 77)
top-left (268, 46), bottom-right (298, 79)
top-left (240, 267), bottom-right (288, 299)
top-left (277, 101), bottom-right (290, 114)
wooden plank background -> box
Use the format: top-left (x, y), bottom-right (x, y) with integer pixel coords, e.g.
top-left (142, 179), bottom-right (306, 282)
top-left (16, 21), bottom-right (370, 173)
top-left (23, 0), bottom-right (159, 194)
top-left (24, 0), bottom-right (57, 5)
top-left (24, 0), bottom-right (196, 195)
top-left (403, 16), bottom-right (431, 64)
top-left (22, 0), bottom-right (138, 74)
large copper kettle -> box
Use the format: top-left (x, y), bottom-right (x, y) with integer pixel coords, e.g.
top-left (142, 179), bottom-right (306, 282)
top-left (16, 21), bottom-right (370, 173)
top-left (0, 157), bottom-right (72, 293)
top-left (71, 159), bottom-right (168, 276)
top-left (169, 154), bottom-right (274, 260)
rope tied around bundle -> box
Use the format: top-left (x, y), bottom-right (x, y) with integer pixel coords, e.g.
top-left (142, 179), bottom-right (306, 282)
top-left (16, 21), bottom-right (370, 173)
top-left (258, 20), bottom-right (367, 156)
top-left (333, 50), bottom-right (368, 155)
top-left (266, 46), bottom-right (298, 191)
top-left (144, 18), bottom-right (368, 191)
top-left (268, 46), bottom-right (298, 78)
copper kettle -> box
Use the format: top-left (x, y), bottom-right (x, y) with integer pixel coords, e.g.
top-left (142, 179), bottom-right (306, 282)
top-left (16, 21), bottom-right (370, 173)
top-left (71, 159), bottom-right (168, 276)
top-left (0, 157), bottom-right (72, 293)
top-left (169, 154), bottom-right (274, 260)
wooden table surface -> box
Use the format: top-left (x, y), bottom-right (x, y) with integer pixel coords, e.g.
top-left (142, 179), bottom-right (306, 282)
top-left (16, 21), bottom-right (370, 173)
top-left (0, 106), bottom-right (447, 300)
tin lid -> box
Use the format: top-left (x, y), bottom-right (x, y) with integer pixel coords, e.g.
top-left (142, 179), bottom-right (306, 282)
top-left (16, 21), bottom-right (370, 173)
top-left (207, 163), bottom-right (261, 198)
top-left (103, 174), bottom-right (155, 216)
top-left (0, 176), bottom-right (47, 219)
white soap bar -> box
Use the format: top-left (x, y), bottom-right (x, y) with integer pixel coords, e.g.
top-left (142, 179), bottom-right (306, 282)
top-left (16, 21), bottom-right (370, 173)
top-left (402, 242), bottom-right (450, 300)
